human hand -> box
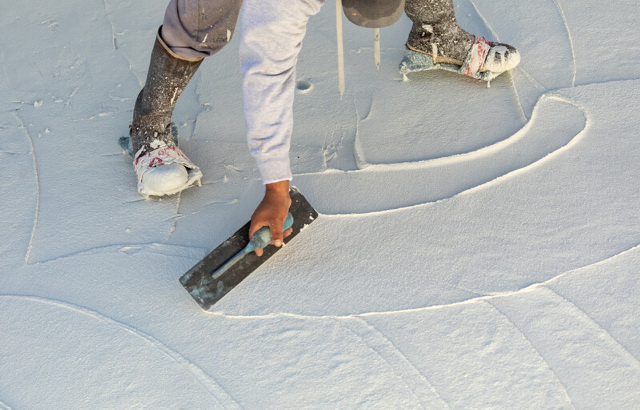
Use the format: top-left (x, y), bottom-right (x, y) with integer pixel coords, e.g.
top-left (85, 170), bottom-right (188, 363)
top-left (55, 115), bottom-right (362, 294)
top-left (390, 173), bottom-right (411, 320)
top-left (249, 180), bottom-right (293, 256)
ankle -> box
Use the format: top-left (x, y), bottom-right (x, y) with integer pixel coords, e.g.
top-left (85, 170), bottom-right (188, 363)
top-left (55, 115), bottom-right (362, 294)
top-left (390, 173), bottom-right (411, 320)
top-left (408, 20), bottom-right (474, 62)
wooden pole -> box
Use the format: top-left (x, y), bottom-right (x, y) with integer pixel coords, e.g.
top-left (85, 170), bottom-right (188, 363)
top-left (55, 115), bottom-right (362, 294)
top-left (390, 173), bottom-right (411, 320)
top-left (335, 0), bottom-right (345, 97)
top-left (374, 28), bottom-right (380, 69)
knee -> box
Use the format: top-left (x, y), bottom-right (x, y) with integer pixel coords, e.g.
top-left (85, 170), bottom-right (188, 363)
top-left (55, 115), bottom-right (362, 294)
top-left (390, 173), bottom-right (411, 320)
top-left (162, 0), bottom-right (242, 59)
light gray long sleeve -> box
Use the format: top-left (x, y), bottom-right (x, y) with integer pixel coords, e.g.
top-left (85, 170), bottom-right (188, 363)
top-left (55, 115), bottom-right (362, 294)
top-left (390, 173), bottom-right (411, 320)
top-left (239, 0), bottom-right (325, 184)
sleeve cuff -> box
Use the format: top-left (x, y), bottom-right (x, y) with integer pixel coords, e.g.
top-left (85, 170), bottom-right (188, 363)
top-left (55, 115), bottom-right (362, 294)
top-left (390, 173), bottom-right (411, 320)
top-left (254, 152), bottom-right (293, 184)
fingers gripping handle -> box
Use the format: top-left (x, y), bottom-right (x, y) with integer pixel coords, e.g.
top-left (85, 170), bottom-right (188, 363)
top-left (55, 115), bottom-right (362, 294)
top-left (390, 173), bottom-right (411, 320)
top-left (210, 213), bottom-right (295, 280)
top-left (245, 213), bottom-right (294, 253)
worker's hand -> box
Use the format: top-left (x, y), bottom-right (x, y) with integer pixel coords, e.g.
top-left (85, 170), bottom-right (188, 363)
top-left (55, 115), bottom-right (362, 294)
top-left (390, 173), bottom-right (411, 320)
top-left (249, 180), bottom-right (293, 256)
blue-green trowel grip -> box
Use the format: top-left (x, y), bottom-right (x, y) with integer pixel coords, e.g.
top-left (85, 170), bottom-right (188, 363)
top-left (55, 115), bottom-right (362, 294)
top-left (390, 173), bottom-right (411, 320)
top-left (245, 212), bottom-right (294, 253)
top-left (210, 213), bottom-right (294, 280)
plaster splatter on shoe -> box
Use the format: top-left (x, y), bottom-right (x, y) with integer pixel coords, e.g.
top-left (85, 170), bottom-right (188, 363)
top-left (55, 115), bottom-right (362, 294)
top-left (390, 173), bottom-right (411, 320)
top-left (133, 140), bottom-right (202, 197)
top-left (402, 0), bottom-right (520, 81)
top-left (126, 28), bottom-right (204, 197)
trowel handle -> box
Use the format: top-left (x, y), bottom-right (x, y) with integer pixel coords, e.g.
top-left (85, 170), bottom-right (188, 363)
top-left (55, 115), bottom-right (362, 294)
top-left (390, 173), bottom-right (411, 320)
top-left (246, 213), bottom-right (294, 253)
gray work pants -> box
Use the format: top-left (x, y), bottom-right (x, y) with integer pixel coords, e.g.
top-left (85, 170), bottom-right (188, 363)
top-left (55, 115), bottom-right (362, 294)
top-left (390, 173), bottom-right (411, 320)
top-left (161, 0), bottom-right (244, 59)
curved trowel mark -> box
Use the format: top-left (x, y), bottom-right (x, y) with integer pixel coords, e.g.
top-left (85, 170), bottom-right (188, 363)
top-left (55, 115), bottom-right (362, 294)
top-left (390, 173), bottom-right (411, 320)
top-left (0, 295), bottom-right (240, 409)
top-left (295, 94), bottom-right (587, 215)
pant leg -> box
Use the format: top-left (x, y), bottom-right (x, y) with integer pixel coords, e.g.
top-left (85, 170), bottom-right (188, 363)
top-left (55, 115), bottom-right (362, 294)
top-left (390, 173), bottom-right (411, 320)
top-left (162, 0), bottom-right (243, 59)
top-left (239, 0), bottom-right (325, 184)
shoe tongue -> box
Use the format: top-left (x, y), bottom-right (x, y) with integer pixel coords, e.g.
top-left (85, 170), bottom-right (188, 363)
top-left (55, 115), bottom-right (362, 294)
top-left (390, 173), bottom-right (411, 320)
top-left (342, 0), bottom-right (405, 28)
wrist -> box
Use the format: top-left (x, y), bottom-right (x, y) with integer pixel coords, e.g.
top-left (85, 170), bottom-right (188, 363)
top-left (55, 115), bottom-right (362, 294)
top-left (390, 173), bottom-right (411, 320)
top-left (265, 180), bottom-right (290, 195)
